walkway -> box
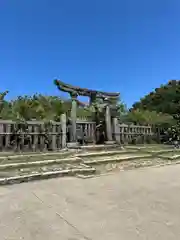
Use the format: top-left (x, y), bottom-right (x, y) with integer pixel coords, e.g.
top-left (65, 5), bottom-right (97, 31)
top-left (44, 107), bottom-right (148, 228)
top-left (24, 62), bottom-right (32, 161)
top-left (1, 164), bottom-right (180, 239)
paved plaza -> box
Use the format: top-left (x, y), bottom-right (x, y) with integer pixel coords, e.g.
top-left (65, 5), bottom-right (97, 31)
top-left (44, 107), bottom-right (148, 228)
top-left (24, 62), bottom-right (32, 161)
top-left (1, 164), bottom-right (180, 239)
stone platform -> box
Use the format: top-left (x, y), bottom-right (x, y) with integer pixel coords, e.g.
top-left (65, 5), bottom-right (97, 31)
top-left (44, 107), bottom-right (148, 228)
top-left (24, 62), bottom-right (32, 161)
top-left (0, 145), bottom-right (180, 185)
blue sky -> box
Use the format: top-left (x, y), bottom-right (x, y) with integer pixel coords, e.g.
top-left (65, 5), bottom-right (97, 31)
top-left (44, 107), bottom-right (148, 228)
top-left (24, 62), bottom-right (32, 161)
top-left (0, 0), bottom-right (180, 107)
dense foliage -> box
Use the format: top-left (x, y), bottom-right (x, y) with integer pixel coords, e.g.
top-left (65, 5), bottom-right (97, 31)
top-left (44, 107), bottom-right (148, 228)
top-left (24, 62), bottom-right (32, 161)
top-left (123, 109), bottom-right (174, 127)
top-left (132, 80), bottom-right (180, 115)
top-left (129, 80), bottom-right (180, 144)
top-left (0, 92), bottom-right (125, 122)
top-left (0, 94), bottom-right (92, 121)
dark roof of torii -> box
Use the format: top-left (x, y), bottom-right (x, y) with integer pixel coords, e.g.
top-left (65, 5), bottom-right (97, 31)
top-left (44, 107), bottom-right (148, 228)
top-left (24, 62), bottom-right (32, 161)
top-left (54, 79), bottom-right (120, 99)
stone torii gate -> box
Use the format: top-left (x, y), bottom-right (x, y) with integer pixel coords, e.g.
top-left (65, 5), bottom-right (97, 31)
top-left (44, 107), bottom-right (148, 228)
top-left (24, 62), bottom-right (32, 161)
top-left (54, 79), bottom-right (120, 146)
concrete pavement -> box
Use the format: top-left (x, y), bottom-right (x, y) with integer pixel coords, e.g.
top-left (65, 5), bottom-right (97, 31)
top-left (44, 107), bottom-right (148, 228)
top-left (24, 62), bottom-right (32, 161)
top-left (1, 164), bottom-right (180, 239)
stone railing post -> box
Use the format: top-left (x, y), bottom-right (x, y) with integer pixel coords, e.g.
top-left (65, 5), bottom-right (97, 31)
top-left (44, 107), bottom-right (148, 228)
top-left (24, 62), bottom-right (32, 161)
top-left (70, 93), bottom-right (77, 142)
top-left (61, 113), bottom-right (67, 148)
top-left (67, 93), bottom-right (78, 148)
top-left (113, 117), bottom-right (121, 144)
top-left (105, 103), bottom-right (115, 144)
top-left (105, 104), bottom-right (112, 141)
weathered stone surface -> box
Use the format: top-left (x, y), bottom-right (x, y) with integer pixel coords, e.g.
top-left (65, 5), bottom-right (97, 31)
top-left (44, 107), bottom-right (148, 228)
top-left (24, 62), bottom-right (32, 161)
top-left (0, 145), bottom-right (180, 184)
top-left (76, 150), bottom-right (136, 158)
top-left (83, 154), bottom-right (152, 165)
top-left (67, 142), bottom-right (79, 149)
top-left (1, 165), bottom-right (180, 239)
top-left (0, 157), bottom-right (81, 170)
top-left (0, 150), bottom-right (71, 160)
top-left (0, 167), bottom-right (96, 185)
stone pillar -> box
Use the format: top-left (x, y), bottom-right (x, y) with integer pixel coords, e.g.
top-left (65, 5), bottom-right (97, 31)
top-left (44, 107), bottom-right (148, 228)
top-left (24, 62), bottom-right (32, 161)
top-left (113, 117), bottom-right (121, 144)
top-left (68, 93), bottom-right (78, 148)
top-left (61, 113), bottom-right (67, 148)
top-left (105, 104), bottom-right (115, 144)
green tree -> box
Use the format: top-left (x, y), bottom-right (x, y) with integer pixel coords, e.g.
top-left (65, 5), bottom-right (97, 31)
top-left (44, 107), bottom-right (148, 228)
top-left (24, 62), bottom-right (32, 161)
top-left (124, 109), bottom-right (174, 126)
top-left (0, 90), bottom-right (126, 123)
top-left (132, 80), bottom-right (180, 115)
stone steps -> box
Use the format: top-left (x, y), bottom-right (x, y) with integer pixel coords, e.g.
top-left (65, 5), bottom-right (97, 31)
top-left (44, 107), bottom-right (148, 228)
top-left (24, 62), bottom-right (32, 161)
top-left (0, 163), bottom-right (90, 178)
top-left (0, 156), bottom-right (95, 185)
top-left (0, 150), bottom-right (150, 185)
top-left (0, 157), bottom-right (81, 171)
top-left (75, 149), bottom-right (139, 159)
top-left (89, 157), bottom-right (180, 176)
top-left (0, 145), bottom-right (179, 185)
top-left (125, 144), bottom-right (171, 150)
top-left (76, 147), bottom-right (180, 177)
top-left (143, 149), bottom-right (180, 154)
top-left (0, 151), bottom-right (75, 164)
top-left (79, 144), bottom-right (123, 151)
top-left (0, 168), bottom-right (96, 185)
top-left (83, 154), bottom-right (152, 165)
